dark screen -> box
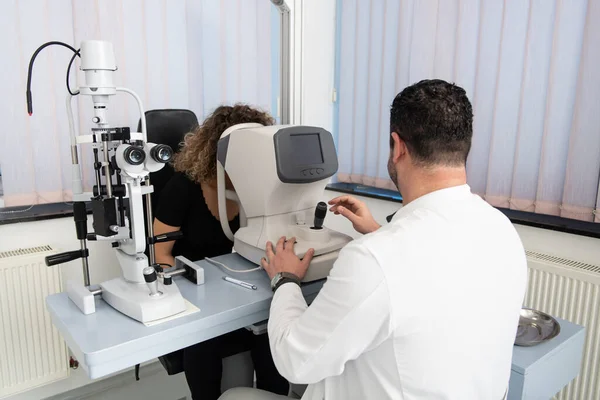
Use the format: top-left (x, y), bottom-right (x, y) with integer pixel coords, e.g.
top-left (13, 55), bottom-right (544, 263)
top-left (290, 134), bottom-right (324, 165)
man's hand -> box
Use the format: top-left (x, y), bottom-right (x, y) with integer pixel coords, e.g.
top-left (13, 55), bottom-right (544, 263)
top-left (328, 195), bottom-right (381, 234)
top-left (261, 237), bottom-right (315, 280)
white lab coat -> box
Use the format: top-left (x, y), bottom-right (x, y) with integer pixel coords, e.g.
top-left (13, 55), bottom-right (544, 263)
top-left (268, 185), bottom-right (527, 400)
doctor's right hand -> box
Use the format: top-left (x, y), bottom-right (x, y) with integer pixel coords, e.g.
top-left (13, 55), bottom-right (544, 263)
top-left (328, 195), bottom-right (381, 235)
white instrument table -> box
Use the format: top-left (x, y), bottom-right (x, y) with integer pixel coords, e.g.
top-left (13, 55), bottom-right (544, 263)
top-left (46, 253), bottom-right (324, 379)
top-left (508, 317), bottom-right (584, 399)
top-left (47, 253), bottom-right (584, 398)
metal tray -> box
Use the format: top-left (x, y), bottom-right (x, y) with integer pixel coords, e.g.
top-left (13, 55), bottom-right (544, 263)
top-left (515, 308), bottom-right (560, 347)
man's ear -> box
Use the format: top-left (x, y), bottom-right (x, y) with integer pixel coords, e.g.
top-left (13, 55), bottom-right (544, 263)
top-left (390, 132), bottom-right (406, 163)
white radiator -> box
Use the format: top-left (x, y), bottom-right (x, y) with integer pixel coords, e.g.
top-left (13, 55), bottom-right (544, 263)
top-left (0, 246), bottom-right (69, 398)
top-left (525, 251), bottom-right (600, 400)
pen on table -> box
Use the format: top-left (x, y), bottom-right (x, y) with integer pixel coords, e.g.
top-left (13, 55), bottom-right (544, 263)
top-left (222, 276), bottom-right (257, 290)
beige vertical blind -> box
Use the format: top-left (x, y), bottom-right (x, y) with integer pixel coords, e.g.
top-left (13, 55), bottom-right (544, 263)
top-left (336, 0), bottom-right (600, 222)
top-left (0, 0), bottom-right (275, 207)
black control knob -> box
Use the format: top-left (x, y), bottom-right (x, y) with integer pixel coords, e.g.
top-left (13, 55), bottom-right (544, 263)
top-left (152, 264), bottom-right (164, 274)
top-left (313, 202), bottom-right (327, 230)
top-left (143, 267), bottom-right (157, 283)
top-left (143, 267), bottom-right (161, 297)
top-left (45, 249), bottom-right (89, 266)
top-left (73, 202), bottom-right (88, 240)
top-left (163, 276), bottom-right (173, 285)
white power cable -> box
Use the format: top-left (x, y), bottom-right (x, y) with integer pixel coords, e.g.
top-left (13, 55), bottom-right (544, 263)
top-left (204, 257), bottom-right (263, 273)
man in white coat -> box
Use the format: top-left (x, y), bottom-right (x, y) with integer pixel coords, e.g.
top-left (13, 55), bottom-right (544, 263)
top-left (220, 79), bottom-right (527, 400)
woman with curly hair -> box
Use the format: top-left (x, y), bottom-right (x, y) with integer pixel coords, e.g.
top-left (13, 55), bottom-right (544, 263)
top-left (153, 104), bottom-right (288, 400)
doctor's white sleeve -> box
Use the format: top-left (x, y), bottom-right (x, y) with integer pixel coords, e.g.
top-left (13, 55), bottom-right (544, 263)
top-left (267, 242), bottom-right (390, 384)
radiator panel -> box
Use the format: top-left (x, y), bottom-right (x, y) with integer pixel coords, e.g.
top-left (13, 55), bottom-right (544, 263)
top-left (0, 246), bottom-right (69, 398)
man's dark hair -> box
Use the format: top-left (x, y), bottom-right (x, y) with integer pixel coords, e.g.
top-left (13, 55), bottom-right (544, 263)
top-left (390, 79), bottom-right (473, 167)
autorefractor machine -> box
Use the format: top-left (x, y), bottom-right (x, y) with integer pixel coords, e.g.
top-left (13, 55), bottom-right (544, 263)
top-left (216, 124), bottom-right (352, 283)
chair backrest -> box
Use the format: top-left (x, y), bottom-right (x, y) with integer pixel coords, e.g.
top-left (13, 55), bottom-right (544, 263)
top-left (137, 109), bottom-right (199, 216)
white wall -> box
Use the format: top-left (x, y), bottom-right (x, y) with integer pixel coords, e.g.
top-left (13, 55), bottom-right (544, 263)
top-left (511, 224), bottom-right (600, 266)
top-left (6, 360), bottom-right (189, 400)
top-left (289, 0), bottom-right (337, 132)
top-left (0, 217), bottom-right (119, 285)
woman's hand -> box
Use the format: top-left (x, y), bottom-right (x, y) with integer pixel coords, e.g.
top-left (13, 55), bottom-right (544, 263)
top-left (328, 195), bottom-right (381, 234)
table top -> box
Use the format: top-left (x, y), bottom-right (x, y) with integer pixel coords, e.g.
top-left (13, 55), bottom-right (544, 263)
top-left (47, 253), bottom-right (584, 380)
top-left (46, 253), bottom-right (323, 379)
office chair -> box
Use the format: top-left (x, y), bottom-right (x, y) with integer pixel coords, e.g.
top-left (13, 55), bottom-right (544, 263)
top-left (137, 109), bottom-right (197, 216)
top-left (137, 109), bottom-right (254, 391)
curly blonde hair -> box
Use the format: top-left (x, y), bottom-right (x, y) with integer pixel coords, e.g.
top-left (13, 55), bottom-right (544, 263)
top-left (173, 104), bottom-right (275, 184)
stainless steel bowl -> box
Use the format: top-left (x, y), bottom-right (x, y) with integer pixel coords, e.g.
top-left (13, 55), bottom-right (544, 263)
top-left (515, 308), bottom-right (560, 347)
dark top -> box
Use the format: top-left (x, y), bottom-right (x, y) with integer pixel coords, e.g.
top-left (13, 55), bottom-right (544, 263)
top-left (155, 172), bottom-right (240, 263)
